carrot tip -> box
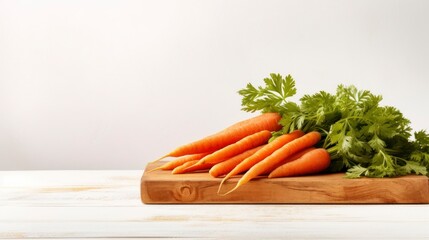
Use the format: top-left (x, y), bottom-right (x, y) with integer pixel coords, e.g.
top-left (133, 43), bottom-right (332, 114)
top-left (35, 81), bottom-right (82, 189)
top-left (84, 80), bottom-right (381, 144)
top-left (178, 166), bottom-right (194, 174)
top-left (218, 184), bottom-right (240, 196)
top-left (151, 154), bottom-right (169, 163)
top-left (217, 178), bottom-right (227, 195)
top-left (172, 167), bottom-right (186, 174)
top-left (146, 166), bottom-right (162, 173)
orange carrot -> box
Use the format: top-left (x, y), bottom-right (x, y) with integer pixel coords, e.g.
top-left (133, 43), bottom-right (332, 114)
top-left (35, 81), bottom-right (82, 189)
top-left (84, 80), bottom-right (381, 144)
top-left (153, 113), bottom-right (281, 161)
top-left (209, 145), bottom-right (264, 178)
top-left (220, 131), bottom-right (321, 195)
top-left (218, 130), bottom-right (304, 193)
top-left (268, 148), bottom-right (331, 178)
top-left (147, 152), bottom-right (212, 173)
top-left (171, 160), bottom-right (199, 174)
top-left (176, 161), bottom-right (214, 174)
top-left (263, 147), bottom-right (315, 175)
top-left (196, 130), bottom-right (272, 166)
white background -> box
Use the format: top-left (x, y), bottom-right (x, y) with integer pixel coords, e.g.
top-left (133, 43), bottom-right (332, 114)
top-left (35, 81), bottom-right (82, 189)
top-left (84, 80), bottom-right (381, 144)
top-left (1, 0), bottom-right (428, 170)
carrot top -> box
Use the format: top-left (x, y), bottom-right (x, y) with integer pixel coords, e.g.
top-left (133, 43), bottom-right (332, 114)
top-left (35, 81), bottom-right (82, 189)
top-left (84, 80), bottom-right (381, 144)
top-left (239, 73), bottom-right (429, 178)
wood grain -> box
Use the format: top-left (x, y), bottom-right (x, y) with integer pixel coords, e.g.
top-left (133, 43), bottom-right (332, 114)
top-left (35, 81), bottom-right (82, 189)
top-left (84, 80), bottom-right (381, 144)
top-left (2, 170), bottom-right (429, 239)
top-left (141, 162), bottom-right (429, 204)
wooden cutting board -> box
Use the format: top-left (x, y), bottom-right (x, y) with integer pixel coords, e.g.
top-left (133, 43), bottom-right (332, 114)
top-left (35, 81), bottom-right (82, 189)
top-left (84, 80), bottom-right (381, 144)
top-left (140, 161), bottom-right (429, 204)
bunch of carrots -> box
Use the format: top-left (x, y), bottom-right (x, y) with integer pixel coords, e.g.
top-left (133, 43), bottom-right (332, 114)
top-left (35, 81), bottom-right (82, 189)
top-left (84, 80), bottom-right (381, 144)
top-left (150, 113), bottom-right (331, 195)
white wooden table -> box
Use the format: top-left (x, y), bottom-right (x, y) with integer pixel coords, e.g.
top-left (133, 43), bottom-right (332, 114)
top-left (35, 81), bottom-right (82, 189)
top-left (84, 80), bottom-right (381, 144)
top-left (1, 170), bottom-right (428, 239)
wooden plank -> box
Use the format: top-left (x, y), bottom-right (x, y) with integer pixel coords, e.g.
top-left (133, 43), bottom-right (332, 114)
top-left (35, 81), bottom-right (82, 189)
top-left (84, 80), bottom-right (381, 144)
top-left (0, 170), bottom-right (143, 207)
top-left (1, 170), bottom-right (429, 239)
top-left (1, 205), bottom-right (429, 239)
top-left (141, 162), bottom-right (429, 204)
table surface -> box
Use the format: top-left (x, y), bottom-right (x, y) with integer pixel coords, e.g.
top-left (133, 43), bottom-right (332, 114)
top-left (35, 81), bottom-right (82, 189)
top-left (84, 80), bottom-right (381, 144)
top-left (1, 170), bottom-right (428, 239)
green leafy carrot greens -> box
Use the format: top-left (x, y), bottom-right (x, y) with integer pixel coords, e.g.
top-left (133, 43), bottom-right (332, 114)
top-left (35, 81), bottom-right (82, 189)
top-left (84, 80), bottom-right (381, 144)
top-left (239, 73), bottom-right (429, 178)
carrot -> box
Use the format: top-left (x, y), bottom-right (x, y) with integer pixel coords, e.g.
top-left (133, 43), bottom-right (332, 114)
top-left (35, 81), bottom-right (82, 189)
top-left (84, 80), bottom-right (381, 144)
top-left (175, 161), bottom-right (214, 174)
top-left (171, 160), bottom-right (199, 174)
top-left (148, 152), bottom-right (211, 173)
top-left (218, 130), bottom-right (305, 193)
top-left (209, 145), bottom-right (264, 178)
top-left (196, 130), bottom-right (272, 166)
top-left (220, 131), bottom-right (321, 195)
top-left (147, 152), bottom-right (211, 173)
top-left (268, 148), bottom-right (331, 178)
top-left (262, 147), bottom-right (315, 175)
top-left (153, 113), bottom-right (281, 161)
